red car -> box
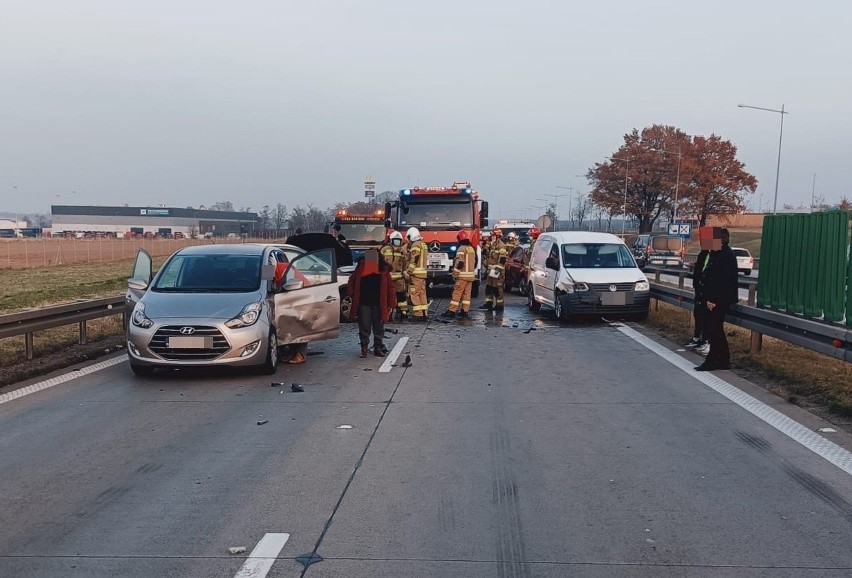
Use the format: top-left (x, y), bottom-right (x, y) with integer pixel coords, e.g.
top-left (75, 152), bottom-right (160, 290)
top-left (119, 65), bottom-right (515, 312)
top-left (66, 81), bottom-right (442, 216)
top-left (503, 245), bottom-right (530, 294)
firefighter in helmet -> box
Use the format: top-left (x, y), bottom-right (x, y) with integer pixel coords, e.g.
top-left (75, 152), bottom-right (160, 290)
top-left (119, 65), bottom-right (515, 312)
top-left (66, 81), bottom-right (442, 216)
top-left (504, 231), bottom-right (520, 253)
top-left (527, 226), bottom-right (541, 261)
top-left (381, 230), bottom-right (409, 320)
top-left (480, 231), bottom-right (492, 262)
top-left (440, 230), bottom-right (477, 319)
top-left (404, 227), bottom-right (429, 321)
top-left (480, 228), bottom-right (507, 311)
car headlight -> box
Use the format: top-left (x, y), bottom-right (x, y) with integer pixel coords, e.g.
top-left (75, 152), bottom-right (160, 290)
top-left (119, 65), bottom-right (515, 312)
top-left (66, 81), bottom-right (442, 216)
top-left (574, 282), bottom-right (589, 292)
top-left (131, 303), bottom-right (154, 328)
top-left (635, 280), bottom-right (650, 292)
top-left (225, 302), bottom-right (263, 328)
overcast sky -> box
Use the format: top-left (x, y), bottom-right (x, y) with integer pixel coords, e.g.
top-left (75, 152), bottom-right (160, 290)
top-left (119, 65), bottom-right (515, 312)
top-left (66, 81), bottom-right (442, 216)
top-left (2, 0), bottom-right (849, 219)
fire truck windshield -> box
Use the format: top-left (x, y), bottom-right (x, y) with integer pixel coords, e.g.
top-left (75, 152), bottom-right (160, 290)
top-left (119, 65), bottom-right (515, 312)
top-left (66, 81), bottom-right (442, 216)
top-left (336, 223), bottom-right (386, 242)
top-left (400, 203), bottom-right (473, 229)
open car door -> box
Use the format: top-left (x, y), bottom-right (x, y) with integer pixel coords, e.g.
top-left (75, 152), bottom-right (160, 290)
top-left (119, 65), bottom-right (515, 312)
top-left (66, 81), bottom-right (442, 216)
top-left (125, 249), bottom-right (152, 325)
top-left (274, 248), bottom-right (340, 344)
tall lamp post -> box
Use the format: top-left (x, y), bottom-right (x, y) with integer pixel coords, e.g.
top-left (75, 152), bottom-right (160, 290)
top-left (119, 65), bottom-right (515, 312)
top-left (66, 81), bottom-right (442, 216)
top-left (606, 156), bottom-right (630, 236)
top-left (738, 103), bottom-right (788, 214)
top-left (543, 186), bottom-right (574, 231)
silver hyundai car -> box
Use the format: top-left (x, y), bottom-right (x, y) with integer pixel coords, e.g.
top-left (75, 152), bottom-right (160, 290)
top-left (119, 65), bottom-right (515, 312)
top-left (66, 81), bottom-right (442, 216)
top-left (125, 243), bottom-right (340, 376)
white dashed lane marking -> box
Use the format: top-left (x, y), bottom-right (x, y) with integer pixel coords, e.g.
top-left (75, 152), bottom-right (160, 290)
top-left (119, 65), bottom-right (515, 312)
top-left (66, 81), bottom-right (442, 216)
top-left (0, 355), bottom-right (128, 407)
top-left (233, 532), bottom-right (290, 578)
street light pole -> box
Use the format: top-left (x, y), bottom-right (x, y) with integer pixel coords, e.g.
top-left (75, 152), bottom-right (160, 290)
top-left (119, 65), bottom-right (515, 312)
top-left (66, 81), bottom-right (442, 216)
top-left (606, 156), bottom-right (630, 236)
top-left (738, 103), bottom-right (788, 214)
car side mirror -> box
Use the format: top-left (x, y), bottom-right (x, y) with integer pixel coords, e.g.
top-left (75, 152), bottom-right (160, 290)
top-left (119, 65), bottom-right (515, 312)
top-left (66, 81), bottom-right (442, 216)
top-left (128, 278), bottom-right (149, 291)
top-left (545, 256), bottom-right (559, 270)
top-left (283, 280), bottom-right (304, 291)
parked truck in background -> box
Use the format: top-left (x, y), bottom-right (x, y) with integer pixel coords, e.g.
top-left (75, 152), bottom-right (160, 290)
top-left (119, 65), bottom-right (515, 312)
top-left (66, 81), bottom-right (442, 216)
top-left (386, 181), bottom-right (488, 297)
top-left (327, 208), bottom-right (389, 262)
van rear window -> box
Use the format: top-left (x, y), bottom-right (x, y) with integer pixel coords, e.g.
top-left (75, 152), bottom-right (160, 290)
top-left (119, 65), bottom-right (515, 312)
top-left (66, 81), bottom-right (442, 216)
top-left (651, 236), bottom-right (683, 251)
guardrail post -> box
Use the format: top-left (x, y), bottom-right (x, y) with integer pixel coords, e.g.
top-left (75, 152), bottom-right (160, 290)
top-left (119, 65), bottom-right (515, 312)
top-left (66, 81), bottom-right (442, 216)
top-left (79, 320), bottom-right (87, 345)
top-left (747, 284), bottom-right (763, 353)
top-left (25, 333), bottom-right (34, 360)
top-left (678, 272), bottom-right (685, 291)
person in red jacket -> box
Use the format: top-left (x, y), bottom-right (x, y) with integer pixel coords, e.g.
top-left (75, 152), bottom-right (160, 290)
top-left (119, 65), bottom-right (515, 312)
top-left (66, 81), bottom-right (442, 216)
top-left (347, 249), bottom-right (396, 358)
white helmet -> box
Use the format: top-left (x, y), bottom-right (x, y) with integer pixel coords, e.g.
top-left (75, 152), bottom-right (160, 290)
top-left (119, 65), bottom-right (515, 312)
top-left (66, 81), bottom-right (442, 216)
top-left (507, 231), bottom-right (518, 240)
top-left (406, 227), bottom-right (422, 242)
top-left (389, 230), bottom-right (403, 246)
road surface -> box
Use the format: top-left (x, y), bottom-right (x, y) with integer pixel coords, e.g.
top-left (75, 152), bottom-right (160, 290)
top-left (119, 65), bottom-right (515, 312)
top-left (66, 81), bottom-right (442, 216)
top-left (1, 291), bottom-right (850, 577)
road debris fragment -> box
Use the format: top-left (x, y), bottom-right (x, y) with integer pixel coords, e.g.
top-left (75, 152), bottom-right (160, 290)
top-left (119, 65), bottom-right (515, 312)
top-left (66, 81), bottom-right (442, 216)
top-left (257, 419), bottom-right (269, 425)
top-left (336, 425), bottom-right (353, 429)
top-left (291, 383), bottom-right (304, 393)
top-left (228, 547), bottom-right (247, 555)
top-left (402, 354), bottom-right (412, 367)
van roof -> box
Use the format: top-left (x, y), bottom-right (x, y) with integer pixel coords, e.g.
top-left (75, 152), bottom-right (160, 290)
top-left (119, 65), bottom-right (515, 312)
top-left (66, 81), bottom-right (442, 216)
top-left (539, 231), bottom-right (626, 244)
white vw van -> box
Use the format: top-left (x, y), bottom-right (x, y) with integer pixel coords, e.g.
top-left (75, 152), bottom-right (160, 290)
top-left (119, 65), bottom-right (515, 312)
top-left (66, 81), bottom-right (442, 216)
top-left (527, 232), bottom-right (650, 322)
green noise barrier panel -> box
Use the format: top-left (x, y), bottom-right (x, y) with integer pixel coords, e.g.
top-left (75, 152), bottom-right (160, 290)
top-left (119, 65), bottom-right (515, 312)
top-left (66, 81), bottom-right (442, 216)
top-left (757, 211), bottom-right (849, 323)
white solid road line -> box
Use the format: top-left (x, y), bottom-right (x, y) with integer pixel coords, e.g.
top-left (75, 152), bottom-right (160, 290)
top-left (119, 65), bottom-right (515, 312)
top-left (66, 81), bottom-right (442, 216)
top-left (617, 324), bottom-right (852, 477)
top-left (0, 354), bottom-right (128, 407)
top-left (233, 532), bottom-right (290, 578)
top-left (379, 336), bottom-right (409, 373)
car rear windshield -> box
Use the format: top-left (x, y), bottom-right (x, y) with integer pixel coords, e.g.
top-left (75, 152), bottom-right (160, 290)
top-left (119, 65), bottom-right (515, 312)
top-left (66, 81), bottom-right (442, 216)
top-left (336, 223), bottom-right (386, 242)
top-left (561, 243), bottom-right (635, 268)
top-left (732, 248), bottom-right (751, 257)
top-left (651, 236), bottom-right (684, 252)
top-left (153, 254), bottom-right (263, 292)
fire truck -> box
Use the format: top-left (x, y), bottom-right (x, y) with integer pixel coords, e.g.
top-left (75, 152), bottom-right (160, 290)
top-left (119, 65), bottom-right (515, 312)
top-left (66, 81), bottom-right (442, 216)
top-left (386, 181), bottom-right (489, 296)
top-left (328, 208), bottom-right (389, 262)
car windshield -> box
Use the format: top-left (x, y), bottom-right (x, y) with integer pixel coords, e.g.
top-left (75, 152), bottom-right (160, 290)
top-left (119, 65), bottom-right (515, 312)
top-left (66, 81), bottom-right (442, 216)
top-left (399, 202), bottom-right (473, 229)
top-left (561, 243), bottom-right (636, 268)
top-left (336, 223), bottom-right (386, 242)
top-left (732, 248), bottom-right (750, 257)
top-left (651, 236), bottom-right (683, 251)
top-left (499, 227), bottom-right (532, 245)
top-left (153, 254), bottom-right (263, 292)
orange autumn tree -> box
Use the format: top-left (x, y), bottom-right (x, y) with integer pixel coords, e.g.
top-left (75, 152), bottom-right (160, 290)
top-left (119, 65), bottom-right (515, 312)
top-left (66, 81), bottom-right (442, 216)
top-left (587, 125), bottom-right (757, 232)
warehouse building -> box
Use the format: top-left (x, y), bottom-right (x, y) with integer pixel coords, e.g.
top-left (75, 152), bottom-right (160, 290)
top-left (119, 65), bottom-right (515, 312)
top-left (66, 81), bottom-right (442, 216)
top-left (50, 205), bottom-right (259, 238)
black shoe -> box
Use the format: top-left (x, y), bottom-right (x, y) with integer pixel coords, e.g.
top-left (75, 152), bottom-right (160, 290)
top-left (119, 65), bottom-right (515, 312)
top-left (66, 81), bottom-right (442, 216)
top-left (479, 303), bottom-right (493, 310)
top-left (494, 305), bottom-right (504, 312)
top-left (684, 338), bottom-right (702, 349)
top-left (411, 315), bottom-right (427, 322)
top-left (374, 347), bottom-right (387, 358)
top-left (440, 310), bottom-right (456, 318)
top-left (694, 363), bottom-right (718, 371)
top-left (457, 311), bottom-right (469, 319)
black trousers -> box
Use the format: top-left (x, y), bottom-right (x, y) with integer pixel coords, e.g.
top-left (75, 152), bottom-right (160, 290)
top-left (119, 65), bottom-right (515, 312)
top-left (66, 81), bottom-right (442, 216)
top-left (357, 304), bottom-right (384, 349)
top-left (706, 303), bottom-right (730, 366)
top-left (693, 299), bottom-right (708, 340)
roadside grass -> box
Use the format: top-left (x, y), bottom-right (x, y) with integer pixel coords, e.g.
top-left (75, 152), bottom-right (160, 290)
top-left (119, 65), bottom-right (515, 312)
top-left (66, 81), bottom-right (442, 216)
top-left (0, 261), bottom-right (133, 313)
top-left (0, 316), bottom-right (125, 388)
top-left (646, 300), bottom-right (852, 418)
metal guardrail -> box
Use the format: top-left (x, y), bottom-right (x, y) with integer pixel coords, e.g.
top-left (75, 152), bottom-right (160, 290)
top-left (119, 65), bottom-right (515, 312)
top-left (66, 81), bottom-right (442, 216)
top-left (0, 296), bottom-right (126, 360)
top-left (647, 266), bottom-right (850, 363)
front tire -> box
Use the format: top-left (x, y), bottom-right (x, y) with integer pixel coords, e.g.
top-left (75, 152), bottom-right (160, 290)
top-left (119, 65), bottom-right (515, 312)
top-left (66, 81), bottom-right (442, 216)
top-left (554, 292), bottom-right (570, 322)
top-left (258, 330), bottom-right (279, 375)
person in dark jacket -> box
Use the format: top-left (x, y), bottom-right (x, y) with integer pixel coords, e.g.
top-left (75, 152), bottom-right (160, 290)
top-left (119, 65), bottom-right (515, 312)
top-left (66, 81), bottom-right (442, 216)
top-left (686, 227), bottom-right (714, 353)
top-left (347, 249), bottom-right (396, 358)
top-left (695, 227), bottom-right (739, 371)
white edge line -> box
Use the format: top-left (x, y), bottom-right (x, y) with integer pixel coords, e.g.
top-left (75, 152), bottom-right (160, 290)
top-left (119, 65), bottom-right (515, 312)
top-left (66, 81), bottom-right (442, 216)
top-left (234, 532), bottom-right (290, 578)
top-left (379, 336), bottom-right (409, 373)
top-left (616, 324), bottom-right (852, 477)
top-left (0, 354), bottom-right (128, 407)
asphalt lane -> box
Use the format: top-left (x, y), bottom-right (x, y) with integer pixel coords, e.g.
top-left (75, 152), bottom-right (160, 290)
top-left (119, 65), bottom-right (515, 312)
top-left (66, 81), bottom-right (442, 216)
top-left (1, 291), bottom-right (851, 577)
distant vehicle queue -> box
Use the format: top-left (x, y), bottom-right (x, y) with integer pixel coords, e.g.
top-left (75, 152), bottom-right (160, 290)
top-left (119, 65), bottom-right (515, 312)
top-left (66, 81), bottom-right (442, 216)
top-left (123, 182), bottom-right (652, 375)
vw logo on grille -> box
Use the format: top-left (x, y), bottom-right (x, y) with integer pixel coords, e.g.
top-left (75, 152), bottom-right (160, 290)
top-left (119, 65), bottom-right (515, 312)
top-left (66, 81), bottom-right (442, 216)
top-left (179, 327), bottom-right (196, 335)
top-left (609, 285), bottom-right (617, 292)
top-left (429, 241), bottom-right (442, 252)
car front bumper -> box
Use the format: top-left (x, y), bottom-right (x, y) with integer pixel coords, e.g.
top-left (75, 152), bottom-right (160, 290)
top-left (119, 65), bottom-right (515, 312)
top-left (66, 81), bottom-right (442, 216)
top-left (562, 292), bottom-right (651, 316)
top-left (126, 318), bottom-right (270, 368)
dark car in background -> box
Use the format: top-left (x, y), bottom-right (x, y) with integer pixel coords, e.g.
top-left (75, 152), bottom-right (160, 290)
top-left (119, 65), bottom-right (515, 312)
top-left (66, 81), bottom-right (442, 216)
top-left (635, 234), bottom-right (686, 269)
top-left (504, 245), bottom-right (530, 294)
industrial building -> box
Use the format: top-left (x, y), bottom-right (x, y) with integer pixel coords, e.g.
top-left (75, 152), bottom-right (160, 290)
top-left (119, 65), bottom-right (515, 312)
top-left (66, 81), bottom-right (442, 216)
top-left (50, 205), bottom-right (259, 238)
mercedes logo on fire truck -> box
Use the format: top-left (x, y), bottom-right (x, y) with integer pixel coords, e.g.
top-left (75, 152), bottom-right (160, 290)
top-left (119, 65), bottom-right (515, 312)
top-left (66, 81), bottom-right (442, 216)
top-left (429, 241), bottom-right (442, 252)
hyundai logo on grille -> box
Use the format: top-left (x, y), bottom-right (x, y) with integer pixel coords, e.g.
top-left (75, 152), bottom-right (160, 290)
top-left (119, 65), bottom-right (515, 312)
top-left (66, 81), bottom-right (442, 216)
top-left (609, 285), bottom-right (617, 292)
top-left (179, 327), bottom-right (196, 335)
top-left (429, 241), bottom-right (442, 252)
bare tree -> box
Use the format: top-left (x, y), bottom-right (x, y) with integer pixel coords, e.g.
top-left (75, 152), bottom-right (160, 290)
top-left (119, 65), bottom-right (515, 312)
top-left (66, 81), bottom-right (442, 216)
top-left (573, 192), bottom-right (590, 230)
top-left (209, 201), bottom-right (235, 212)
top-left (274, 203), bottom-right (288, 235)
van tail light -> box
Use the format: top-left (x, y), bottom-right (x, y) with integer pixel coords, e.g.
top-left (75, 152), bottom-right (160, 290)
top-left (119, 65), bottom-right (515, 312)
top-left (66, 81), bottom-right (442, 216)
top-left (680, 246), bottom-right (686, 258)
top-left (646, 246), bottom-right (652, 256)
